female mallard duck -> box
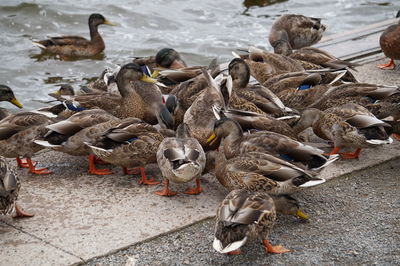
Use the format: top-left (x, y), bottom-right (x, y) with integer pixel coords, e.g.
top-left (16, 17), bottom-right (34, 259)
top-left (183, 69), bottom-right (225, 149)
top-left (378, 19), bottom-right (400, 69)
top-left (155, 123), bottom-right (206, 196)
top-left (55, 63), bottom-right (174, 129)
top-left (0, 84), bottom-right (23, 109)
top-left (213, 189), bottom-right (307, 255)
top-left (269, 14), bottom-right (326, 52)
top-left (86, 118), bottom-right (164, 185)
top-left (0, 112), bottom-right (54, 174)
top-left (33, 13), bottom-right (115, 57)
top-left (34, 109), bottom-right (121, 175)
top-left (0, 156), bottom-right (34, 217)
top-left (292, 103), bottom-right (392, 159)
top-left (206, 150), bottom-right (325, 194)
top-left (207, 117), bottom-right (337, 170)
top-left (225, 58), bottom-right (295, 116)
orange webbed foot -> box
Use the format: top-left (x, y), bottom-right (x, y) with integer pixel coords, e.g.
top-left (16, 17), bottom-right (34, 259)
top-left (263, 240), bottom-right (290, 254)
top-left (88, 154), bottom-right (113, 175)
top-left (391, 133), bottom-right (400, 141)
top-left (154, 180), bottom-right (177, 196)
top-left (227, 250), bottom-right (241, 255)
top-left (323, 146), bottom-right (340, 156)
top-left (29, 167), bottom-right (52, 175)
top-left (138, 167), bottom-right (160, 185)
top-left (339, 148), bottom-right (361, 159)
top-left (377, 59), bottom-right (395, 70)
top-left (14, 204), bottom-right (34, 218)
top-left (16, 157), bottom-right (36, 168)
top-left (123, 167), bottom-right (140, 175)
top-left (184, 178), bottom-right (203, 195)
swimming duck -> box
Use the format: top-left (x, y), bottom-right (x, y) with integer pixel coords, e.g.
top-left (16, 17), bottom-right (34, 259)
top-left (0, 112), bottom-right (54, 174)
top-left (86, 118), bottom-right (164, 185)
top-left (205, 150), bottom-right (325, 194)
top-left (0, 84), bottom-right (23, 109)
top-left (269, 14), bottom-right (326, 52)
top-left (213, 189), bottom-right (307, 255)
top-left (0, 156), bottom-right (34, 217)
top-left (155, 123), bottom-right (206, 196)
top-left (55, 63), bottom-right (174, 129)
top-left (34, 109), bottom-right (121, 175)
top-left (378, 20), bottom-right (400, 70)
top-left (292, 103), bottom-right (392, 159)
top-left (207, 117), bottom-right (337, 170)
top-left (33, 13), bottom-right (115, 57)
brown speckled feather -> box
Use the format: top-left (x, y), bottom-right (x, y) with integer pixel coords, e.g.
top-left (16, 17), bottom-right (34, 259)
top-left (0, 156), bottom-right (20, 215)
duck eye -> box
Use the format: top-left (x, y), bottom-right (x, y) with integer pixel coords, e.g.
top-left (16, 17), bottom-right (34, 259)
top-left (312, 24), bottom-right (320, 30)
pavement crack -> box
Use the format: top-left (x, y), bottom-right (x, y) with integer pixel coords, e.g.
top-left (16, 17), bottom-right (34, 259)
top-left (0, 219), bottom-right (85, 262)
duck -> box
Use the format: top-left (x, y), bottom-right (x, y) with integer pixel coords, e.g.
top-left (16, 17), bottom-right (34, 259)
top-left (269, 14), bottom-right (326, 52)
top-left (0, 156), bottom-right (34, 218)
top-left (86, 118), bottom-right (164, 185)
top-left (33, 13), bottom-right (115, 57)
top-left (207, 117), bottom-right (338, 170)
top-left (0, 84), bottom-right (23, 109)
top-left (54, 63), bottom-right (174, 129)
top-left (292, 103), bottom-right (392, 159)
top-left (134, 47), bottom-right (187, 74)
top-left (183, 68), bottom-right (226, 149)
top-left (225, 58), bottom-right (295, 116)
top-left (34, 109), bottom-right (121, 175)
top-left (155, 123), bottom-right (206, 196)
top-left (205, 150), bottom-right (325, 194)
top-left (0, 112), bottom-right (54, 174)
top-left (213, 189), bottom-right (308, 255)
top-left (378, 19), bottom-right (400, 70)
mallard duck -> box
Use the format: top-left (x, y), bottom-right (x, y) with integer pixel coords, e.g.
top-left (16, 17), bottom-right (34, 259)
top-left (225, 58), bottom-right (295, 116)
top-left (242, 47), bottom-right (305, 85)
top-left (269, 14), bottom-right (326, 52)
top-left (0, 156), bottom-right (34, 217)
top-left (55, 63), bottom-right (174, 129)
top-left (206, 150), bottom-right (325, 194)
top-left (0, 84), bottom-right (23, 109)
top-left (0, 112), bottom-right (54, 174)
top-left (309, 83), bottom-right (400, 111)
top-left (33, 13), bottom-right (115, 57)
top-left (207, 117), bottom-right (337, 170)
top-left (34, 109), bottom-right (121, 175)
top-left (86, 118), bottom-right (164, 185)
top-left (378, 20), bottom-right (400, 69)
top-left (213, 189), bottom-right (307, 255)
top-left (134, 48), bottom-right (187, 73)
top-left (155, 123), bottom-right (206, 196)
top-left (292, 103), bottom-right (392, 159)
top-left (183, 69), bottom-right (226, 149)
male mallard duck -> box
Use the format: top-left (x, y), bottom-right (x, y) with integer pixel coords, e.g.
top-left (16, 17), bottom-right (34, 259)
top-left (378, 20), bottom-right (400, 69)
top-left (155, 123), bottom-right (206, 196)
top-left (292, 103), bottom-right (392, 159)
top-left (0, 84), bottom-right (23, 109)
top-left (55, 63), bottom-right (174, 129)
top-left (226, 58), bottom-right (294, 116)
top-left (86, 118), bottom-right (164, 185)
top-left (0, 156), bottom-right (34, 217)
top-left (134, 47), bottom-right (187, 73)
top-left (0, 112), bottom-right (54, 174)
top-left (269, 14), bottom-right (326, 52)
top-left (207, 117), bottom-right (337, 170)
top-left (34, 109), bottom-right (121, 175)
top-left (183, 69), bottom-right (225, 149)
top-left (213, 189), bottom-right (307, 255)
top-left (206, 150), bottom-right (325, 194)
top-left (33, 13), bottom-right (115, 57)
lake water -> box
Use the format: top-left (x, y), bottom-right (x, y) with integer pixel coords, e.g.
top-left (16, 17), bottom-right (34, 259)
top-left (0, 0), bottom-right (399, 110)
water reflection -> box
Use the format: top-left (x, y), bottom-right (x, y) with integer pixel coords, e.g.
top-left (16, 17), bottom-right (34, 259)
top-left (29, 51), bottom-right (106, 62)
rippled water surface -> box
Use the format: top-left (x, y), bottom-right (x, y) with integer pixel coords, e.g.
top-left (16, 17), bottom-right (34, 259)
top-left (1, 0), bottom-right (399, 110)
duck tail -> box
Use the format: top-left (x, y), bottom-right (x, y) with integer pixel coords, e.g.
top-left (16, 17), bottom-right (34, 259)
top-left (32, 41), bottom-right (46, 49)
top-left (309, 154), bottom-right (339, 171)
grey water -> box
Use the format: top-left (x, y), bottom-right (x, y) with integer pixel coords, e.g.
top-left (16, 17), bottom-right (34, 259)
top-left (0, 0), bottom-right (399, 111)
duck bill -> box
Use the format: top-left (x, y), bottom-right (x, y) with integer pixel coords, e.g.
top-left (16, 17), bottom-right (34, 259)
top-left (206, 132), bottom-right (219, 146)
top-left (103, 19), bottom-right (117, 26)
top-left (296, 210), bottom-right (309, 221)
top-left (140, 75), bottom-right (158, 84)
top-left (10, 97), bottom-right (23, 108)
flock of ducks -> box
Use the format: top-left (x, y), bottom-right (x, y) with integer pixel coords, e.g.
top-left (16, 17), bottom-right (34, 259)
top-left (1, 12), bottom-right (400, 255)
